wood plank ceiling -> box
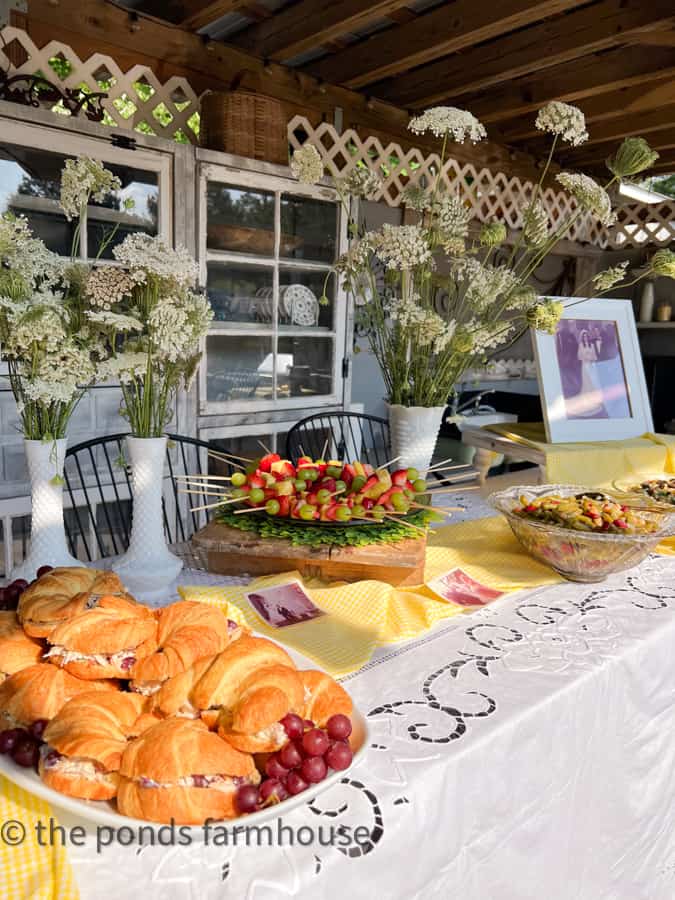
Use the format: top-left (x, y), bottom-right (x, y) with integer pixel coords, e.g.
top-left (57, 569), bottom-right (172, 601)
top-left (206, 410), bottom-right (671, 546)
top-left (46, 0), bottom-right (675, 174)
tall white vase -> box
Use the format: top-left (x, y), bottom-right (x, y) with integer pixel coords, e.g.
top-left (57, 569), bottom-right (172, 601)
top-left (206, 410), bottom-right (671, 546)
top-left (387, 404), bottom-right (446, 474)
top-left (112, 436), bottom-right (182, 601)
top-left (11, 439), bottom-right (80, 581)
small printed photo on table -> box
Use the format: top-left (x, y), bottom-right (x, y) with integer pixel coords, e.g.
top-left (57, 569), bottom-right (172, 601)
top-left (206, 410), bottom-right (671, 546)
top-left (427, 568), bottom-right (504, 607)
top-left (245, 581), bottom-right (326, 627)
top-left (554, 317), bottom-right (631, 420)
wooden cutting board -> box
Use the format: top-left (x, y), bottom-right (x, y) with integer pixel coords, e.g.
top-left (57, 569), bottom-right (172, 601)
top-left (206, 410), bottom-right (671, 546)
top-left (191, 521), bottom-right (427, 586)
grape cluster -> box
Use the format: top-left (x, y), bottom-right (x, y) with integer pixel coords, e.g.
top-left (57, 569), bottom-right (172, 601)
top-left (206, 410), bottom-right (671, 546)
top-left (0, 565), bottom-right (53, 611)
top-left (235, 714), bottom-right (353, 814)
top-left (0, 719), bottom-right (48, 770)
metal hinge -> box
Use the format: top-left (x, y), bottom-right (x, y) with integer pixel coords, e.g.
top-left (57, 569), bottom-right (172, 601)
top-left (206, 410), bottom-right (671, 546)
top-left (111, 134), bottom-right (137, 151)
top-left (341, 357), bottom-right (350, 379)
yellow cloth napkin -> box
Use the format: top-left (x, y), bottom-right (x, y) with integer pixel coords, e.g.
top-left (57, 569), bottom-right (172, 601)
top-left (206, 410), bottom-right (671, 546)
top-left (0, 775), bottom-right (79, 900)
top-left (483, 423), bottom-right (675, 554)
top-left (181, 517), bottom-right (561, 676)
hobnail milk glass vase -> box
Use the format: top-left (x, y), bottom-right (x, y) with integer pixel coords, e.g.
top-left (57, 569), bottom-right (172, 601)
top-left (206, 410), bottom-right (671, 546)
top-left (112, 436), bottom-right (182, 601)
top-left (387, 404), bottom-right (446, 474)
top-left (11, 438), bottom-right (80, 581)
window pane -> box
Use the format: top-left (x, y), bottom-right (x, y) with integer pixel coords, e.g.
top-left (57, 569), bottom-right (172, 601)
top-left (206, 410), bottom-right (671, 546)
top-left (279, 269), bottom-right (334, 331)
top-left (206, 334), bottom-right (274, 403)
top-left (207, 184), bottom-right (275, 255)
top-left (277, 336), bottom-right (334, 398)
top-left (280, 195), bottom-right (337, 263)
top-left (87, 163), bottom-right (159, 259)
top-left (207, 262), bottom-right (274, 325)
top-left (0, 143), bottom-right (75, 255)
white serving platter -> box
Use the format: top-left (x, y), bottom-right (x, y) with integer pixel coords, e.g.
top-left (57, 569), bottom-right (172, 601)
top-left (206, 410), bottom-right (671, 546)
top-left (0, 641), bottom-right (369, 839)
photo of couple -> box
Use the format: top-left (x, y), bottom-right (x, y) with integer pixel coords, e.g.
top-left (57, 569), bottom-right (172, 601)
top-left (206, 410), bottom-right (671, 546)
top-left (554, 318), bottom-right (632, 420)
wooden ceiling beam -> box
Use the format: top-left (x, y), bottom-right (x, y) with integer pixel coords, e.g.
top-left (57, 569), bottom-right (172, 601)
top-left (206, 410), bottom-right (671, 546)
top-left (233, 1), bottom-right (412, 62)
top-left (376, 0), bottom-right (675, 108)
top-left (493, 77), bottom-right (675, 144)
top-left (304, 0), bottom-right (586, 90)
top-left (179, 0), bottom-right (252, 31)
top-left (461, 46), bottom-right (675, 125)
top-left (628, 30), bottom-right (675, 48)
top-left (22, 0), bottom-right (551, 182)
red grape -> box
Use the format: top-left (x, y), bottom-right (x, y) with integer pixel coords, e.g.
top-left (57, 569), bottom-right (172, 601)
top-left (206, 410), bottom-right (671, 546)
top-left (37, 566), bottom-right (53, 579)
top-left (235, 784), bottom-right (259, 814)
top-left (11, 579), bottom-right (29, 592)
top-left (11, 736), bottom-right (39, 769)
top-left (280, 713), bottom-right (304, 740)
top-left (326, 714), bottom-right (352, 741)
top-left (325, 740), bottom-right (353, 771)
top-left (265, 754), bottom-right (289, 780)
top-left (29, 719), bottom-right (48, 741)
top-left (0, 728), bottom-right (23, 755)
top-left (285, 771), bottom-right (308, 795)
top-left (279, 741), bottom-right (303, 770)
top-left (4, 585), bottom-right (20, 610)
top-left (302, 728), bottom-right (329, 758)
top-left (259, 778), bottom-right (287, 804)
top-left (0, 588), bottom-right (7, 610)
top-left (301, 756), bottom-right (327, 784)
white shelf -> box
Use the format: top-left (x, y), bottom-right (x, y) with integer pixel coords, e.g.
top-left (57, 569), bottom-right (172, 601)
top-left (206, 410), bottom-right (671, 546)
top-left (637, 322), bottom-right (675, 329)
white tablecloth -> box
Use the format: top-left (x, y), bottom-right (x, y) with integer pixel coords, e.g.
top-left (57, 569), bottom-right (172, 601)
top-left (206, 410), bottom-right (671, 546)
top-left (57, 497), bottom-right (675, 899)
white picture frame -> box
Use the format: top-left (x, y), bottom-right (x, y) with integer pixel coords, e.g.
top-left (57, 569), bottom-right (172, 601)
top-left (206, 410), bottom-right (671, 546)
top-left (532, 297), bottom-right (653, 443)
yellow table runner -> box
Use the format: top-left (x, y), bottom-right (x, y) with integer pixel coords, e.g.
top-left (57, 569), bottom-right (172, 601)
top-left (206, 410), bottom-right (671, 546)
top-left (181, 517), bottom-right (562, 677)
top-left (0, 775), bottom-right (79, 900)
top-left (483, 423), bottom-right (675, 554)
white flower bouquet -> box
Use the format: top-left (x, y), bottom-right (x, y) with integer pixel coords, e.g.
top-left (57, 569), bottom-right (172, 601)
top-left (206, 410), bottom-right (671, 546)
top-left (94, 233), bottom-right (213, 437)
top-left (292, 103), bottom-right (673, 408)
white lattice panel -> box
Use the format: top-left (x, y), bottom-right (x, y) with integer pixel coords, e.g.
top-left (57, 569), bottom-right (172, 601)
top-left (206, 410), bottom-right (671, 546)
top-left (607, 200), bottom-right (675, 249)
top-left (0, 25), bottom-right (200, 143)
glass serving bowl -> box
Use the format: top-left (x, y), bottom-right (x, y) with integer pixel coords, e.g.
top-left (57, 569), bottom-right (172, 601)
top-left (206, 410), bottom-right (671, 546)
top-left (489, 483), bottom-right (675, 583)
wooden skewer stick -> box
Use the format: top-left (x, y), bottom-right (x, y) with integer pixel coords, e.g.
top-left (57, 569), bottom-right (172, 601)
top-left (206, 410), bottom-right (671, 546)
top-left (176, 473), bottom-right (232, 481)
top-left (176, 480), bottom-right (235, 493)
top-left (298, 444), bottom-right (306, 457)
top-left (426, 485), bottom-right (481, 495)
top-left (379, 456), bottom-right (401, 471)
top-left (179, 488), bottom-right (231, 499)
top-left (425, 456), bottom-right (458, 472)
top-left (207, 450), bottom-right (247, 471)
top-left (257, 439), bottom-right (273, 455)
top-left (320, 438), bottom-right (329, 460)
top-left (426, 463), bottom-right (472, 474)
top-left (233, 506), bottom-right (267, 515)
top-left (381, 513), bottom-right (427, 534)
top-left (190, 496), bottom-right (244, 513)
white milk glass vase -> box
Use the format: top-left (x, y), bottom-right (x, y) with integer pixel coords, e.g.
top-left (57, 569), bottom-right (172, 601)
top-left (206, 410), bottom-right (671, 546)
top-left (387, 404), bottom-right (446, 474)
top-left (112, 435), bottom-right (182, 600)
top-left (11, 438), bottom-right (80, 581)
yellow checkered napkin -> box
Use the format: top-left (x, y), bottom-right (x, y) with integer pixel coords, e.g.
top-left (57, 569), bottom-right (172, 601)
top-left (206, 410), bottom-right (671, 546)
top-left (0, 775), bottom-right (79, 900)
top-left (181, 517), bottom-right (562, 676)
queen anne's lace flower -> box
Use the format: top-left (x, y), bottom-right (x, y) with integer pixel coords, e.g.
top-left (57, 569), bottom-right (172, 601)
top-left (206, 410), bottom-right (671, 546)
top-left (85, 267), bottom-right (135, 309)
top-left (606, 137), bottom-right (659, 178)
top-left (401, 185), bottom-right (431, 212)
top-left (592, 261), bottom-right (629, 292)
top-left (290, 145), bottom-right (324, 185)
top-left (0, 214), bottom-right (62, 288)
top-left (433, 195), bottom-right (470, 241)
top-left (650, 249), bottom-right (675, 279)
top-left (409, 107), bottom-right (487, 143)
top-left (451, 258), bottom-right (519, 311)
top-left (555, 173), bottom-right (616, 226)
top-left (337, 167), bottom-right (381, 199)
top-left (60, 157), bottom-right (121, 220)
top-left (535, 102), bottom-right (588, 146)
top-left (23, 343), bottom-right (96, 405)
top-left (522, 200), bottom-right (549, 247)
top-left (112, 234), bottom-right (199, 287)
top-left (390, 295), bottom-right (456, 354)
top-left (479, 221), bottom-right (507, 248)
top-left (87, 310), bottom-right (144, 332)
top-left (375, 224), bottom-right (432, 270)
top-left (98, 352), bottom-right (149, 384)
top-left (526, 300), bottom-right (564, 334)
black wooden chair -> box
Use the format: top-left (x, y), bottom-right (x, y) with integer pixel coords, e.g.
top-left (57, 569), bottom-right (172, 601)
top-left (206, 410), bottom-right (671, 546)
top-left (62, 433), bottom-right (236, 562)
top-left (285, 411), bottom-right (391, 467)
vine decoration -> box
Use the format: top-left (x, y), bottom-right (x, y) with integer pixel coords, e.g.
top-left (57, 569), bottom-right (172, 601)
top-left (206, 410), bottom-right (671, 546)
top-left (0, 70), bottom-right (107, 121)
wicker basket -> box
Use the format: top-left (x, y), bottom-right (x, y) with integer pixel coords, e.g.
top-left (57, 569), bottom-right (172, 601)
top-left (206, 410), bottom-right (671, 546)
top-left (201, 86), bottom-right (288, 165)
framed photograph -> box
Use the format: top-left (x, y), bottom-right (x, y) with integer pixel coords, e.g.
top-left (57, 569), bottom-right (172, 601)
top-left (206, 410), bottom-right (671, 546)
top-left (245, 581), bottom-right (326, 628)
top-left (427, 568), bottom-right (504, 607)
top-left (532, 298), bottom-right (653, 443)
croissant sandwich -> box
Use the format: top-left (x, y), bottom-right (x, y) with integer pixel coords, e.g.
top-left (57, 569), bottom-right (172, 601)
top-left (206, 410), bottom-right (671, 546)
top-left (117, 717), bottom-right (259, 823)
top-left (129, 601), bottom-right (246, 697)
top-left (44, 595), bottom-right (158, 680)
top-left (0, 663), bottom-right (118, 730)
top-left (300, 670), bottom-right (353, 727)
top-left (0, 612), bottom-right (44, 682)
top-left (18, 567), bottom-right (127, 639)
top-left (217, 664), bottom-right (304, 753)
top-left (39, 691), bottom-right (155, 801)
top-left (155, 635), bottom-right (294, 728)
